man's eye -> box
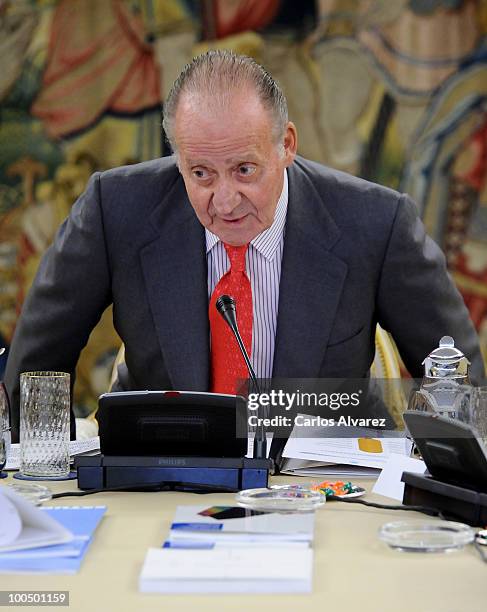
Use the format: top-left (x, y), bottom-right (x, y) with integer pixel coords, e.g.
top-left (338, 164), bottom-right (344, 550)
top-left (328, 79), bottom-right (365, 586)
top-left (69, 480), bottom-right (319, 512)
top-left (192, 168), bottom-right (210, 179)
top-left (238, 165), bottom-right (256, 177)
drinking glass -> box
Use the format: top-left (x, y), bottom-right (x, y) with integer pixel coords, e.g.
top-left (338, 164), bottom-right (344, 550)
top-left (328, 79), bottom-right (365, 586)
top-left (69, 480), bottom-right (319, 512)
top-left (0, 382), bottom-right (10, 475)
top-left (469, 386), bottom-right (487, 448)
top-left (19, 372), bottom-right (70, 478)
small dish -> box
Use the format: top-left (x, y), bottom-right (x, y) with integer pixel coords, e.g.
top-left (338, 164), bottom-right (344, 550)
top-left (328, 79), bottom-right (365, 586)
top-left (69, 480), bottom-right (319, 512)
top-left (236, 485), bottom-right (326, 513)
top-left (379, 520), bottom-right (474, 553)
top-left (7, 483), bottom-right (52, 506)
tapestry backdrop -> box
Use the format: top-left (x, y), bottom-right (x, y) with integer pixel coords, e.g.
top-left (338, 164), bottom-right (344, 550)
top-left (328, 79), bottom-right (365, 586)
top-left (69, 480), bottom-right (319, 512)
top-left (0, 0), bottom-right (486, 416)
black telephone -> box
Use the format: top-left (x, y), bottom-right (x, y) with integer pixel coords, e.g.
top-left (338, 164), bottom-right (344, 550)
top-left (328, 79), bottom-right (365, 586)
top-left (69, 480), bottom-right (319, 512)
top-left (402, 411), bottom-right (487, 524)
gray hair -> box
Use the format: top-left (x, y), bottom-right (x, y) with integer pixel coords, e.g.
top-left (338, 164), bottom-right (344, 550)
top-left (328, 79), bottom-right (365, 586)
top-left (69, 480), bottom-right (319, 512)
top-left (162, 50), bottom-right (288, 151)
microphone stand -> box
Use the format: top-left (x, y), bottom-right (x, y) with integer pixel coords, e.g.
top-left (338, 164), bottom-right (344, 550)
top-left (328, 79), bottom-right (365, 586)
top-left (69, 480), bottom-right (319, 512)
top-left (215, 295), bottom-right (267, 460)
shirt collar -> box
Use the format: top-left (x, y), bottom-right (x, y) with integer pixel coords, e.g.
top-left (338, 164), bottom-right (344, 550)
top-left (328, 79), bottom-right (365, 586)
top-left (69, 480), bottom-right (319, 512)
top-left (205, 169), bottom-right (288, 261)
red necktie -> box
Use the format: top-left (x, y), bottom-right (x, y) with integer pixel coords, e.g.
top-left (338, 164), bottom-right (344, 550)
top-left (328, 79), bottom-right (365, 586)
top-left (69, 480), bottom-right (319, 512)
top-left (209, 243), bottom-right (253, 394)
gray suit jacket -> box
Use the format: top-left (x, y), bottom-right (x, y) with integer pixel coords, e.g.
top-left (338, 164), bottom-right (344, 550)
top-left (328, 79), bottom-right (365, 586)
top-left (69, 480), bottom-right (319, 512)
top-left (5, 156), bottom-right (484, 440)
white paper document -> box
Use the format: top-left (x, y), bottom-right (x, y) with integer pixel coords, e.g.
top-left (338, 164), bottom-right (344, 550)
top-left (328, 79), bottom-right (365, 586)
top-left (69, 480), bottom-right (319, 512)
top-left (0, 488), bottom-right (73, 553)
top-left (280, 458), bottom-right (380, 478)
top-left (167, 504), bottom-right (315, 544)
top-left (139, 546), bottom-right (313, 593)
top-left (372, 454), bottom-right (427, 501)
top-left (282, 416), bottom-right (412, 470)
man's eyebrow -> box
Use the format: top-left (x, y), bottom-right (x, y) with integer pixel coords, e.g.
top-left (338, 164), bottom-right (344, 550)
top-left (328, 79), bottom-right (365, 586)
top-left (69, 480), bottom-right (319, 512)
top-left (226, 157), bottom-right (258, 164)
top-left (186, 159), bottom-right (209, 166)
top-left (185, 153), bottom-right (259, 166)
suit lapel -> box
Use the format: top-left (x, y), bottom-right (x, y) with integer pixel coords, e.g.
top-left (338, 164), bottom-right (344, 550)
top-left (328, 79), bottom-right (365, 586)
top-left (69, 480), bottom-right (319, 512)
top-left (139, 177), bottom-right (210, 390)
top-left (273, 162), bottom-right (348, 378)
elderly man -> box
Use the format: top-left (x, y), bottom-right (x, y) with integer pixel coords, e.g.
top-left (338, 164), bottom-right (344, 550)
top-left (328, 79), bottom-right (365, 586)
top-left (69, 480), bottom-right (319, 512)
top-left (5, 50), bottom-right (484, 442)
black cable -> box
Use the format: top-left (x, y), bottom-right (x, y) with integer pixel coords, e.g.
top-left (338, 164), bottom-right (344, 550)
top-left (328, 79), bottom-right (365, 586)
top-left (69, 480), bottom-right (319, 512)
top-left (51, 480), bottom-right (239, 498)
top-left (54, 484), bottom-right (444, 514)
top-left (328, 495), bottom-right (445, 519)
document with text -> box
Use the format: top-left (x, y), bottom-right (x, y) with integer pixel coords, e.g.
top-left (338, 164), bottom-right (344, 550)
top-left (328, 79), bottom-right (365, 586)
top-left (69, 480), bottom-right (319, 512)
top-left (282, 415), bottom-right (412, 470)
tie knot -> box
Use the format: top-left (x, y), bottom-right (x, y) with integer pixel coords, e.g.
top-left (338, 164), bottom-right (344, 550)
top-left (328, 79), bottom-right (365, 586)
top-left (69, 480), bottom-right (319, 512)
top-left (224, 243), bottom-right (248, 273)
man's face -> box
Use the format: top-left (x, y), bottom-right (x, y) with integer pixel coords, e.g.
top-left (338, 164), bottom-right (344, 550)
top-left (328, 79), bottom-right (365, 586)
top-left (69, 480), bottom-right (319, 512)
top-left (174, 89), bottom-right (297, 246)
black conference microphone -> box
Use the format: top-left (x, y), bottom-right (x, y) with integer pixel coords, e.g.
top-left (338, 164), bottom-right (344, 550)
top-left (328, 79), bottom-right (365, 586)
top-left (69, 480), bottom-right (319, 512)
top-left (215, 295), bottom-right (267, 460)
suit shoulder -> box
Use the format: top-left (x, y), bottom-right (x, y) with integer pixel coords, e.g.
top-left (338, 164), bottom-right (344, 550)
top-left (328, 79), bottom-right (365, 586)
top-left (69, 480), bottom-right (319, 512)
top-left (293, 156), bottom-right (404, 215)
top-left (82, 156), bottom-right (183, 222)
top-left (98, 157), bottom-right (179, 191)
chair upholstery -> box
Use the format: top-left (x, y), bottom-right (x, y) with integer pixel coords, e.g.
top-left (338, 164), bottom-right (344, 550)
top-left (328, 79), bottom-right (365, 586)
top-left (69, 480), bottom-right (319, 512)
top-left (370, 324), bottom-right (407, 428)
top-left (75, 415), bottom-right (98, 439)
top-left (110, 344), bottom-right (125, 389)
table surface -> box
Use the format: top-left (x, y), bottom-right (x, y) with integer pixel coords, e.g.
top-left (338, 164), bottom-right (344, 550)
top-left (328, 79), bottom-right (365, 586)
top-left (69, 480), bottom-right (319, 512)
top-left (0, 474), bottom-right (485, 612)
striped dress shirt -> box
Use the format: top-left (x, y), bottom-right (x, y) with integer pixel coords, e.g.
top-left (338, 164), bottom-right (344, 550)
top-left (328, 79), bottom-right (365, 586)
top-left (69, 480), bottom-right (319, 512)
top-left (206, 170), bottom-right (288, 380)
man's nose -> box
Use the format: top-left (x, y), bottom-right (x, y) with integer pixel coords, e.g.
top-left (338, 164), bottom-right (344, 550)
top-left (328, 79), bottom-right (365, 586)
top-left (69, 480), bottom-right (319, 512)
top-left (211, 181), bottom-right (241, 214)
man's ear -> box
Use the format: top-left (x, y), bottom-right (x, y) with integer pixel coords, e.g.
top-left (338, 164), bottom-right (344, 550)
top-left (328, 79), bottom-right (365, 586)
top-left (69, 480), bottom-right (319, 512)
top-left (282, 121), bottom-right (298, 166)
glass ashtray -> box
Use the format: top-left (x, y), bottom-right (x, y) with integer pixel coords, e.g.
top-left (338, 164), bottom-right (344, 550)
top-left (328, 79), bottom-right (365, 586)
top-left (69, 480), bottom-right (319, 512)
top-left (235, 485), bottom-right (326, 513)
top-left (7, 483), bottom-right (52, 506)
top-left (379, 520), bottom-right (475, 553)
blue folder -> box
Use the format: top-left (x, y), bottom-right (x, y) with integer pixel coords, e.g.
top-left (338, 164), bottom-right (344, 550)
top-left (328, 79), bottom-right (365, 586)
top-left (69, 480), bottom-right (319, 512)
top-left (0, 506), bottom-right (106, 573)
